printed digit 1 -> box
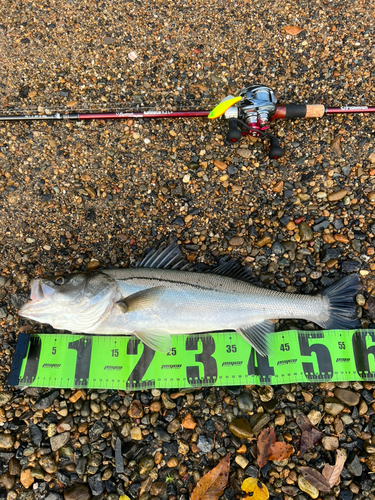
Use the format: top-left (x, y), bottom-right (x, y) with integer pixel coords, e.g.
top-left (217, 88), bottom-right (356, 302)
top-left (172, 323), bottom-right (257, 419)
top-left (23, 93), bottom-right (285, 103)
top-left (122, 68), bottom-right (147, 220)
top-left (68, 337), bottom-right (93, 386)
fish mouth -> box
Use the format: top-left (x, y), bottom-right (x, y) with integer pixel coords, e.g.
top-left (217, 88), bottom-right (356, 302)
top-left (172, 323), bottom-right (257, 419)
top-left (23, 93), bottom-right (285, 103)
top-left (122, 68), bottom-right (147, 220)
top-left (18, 279), bottom-right (55, 318)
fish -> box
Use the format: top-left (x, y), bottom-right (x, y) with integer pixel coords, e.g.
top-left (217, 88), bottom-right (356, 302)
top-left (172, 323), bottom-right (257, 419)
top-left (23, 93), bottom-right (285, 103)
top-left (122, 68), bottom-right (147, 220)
top-left (18, 243), bottom-right (361, 357)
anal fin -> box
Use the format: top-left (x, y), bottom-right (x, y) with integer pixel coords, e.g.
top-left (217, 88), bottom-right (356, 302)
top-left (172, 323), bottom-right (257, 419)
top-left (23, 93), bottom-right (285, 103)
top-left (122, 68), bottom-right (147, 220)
top-left (134, 330), bottom-right (173, 354)
top-left (236, 320), bottom-right (275, 357)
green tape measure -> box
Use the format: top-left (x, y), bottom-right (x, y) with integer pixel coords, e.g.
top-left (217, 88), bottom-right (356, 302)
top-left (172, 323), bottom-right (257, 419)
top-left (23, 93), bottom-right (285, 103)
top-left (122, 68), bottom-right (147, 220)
top-left (8, 329), bottom-right (375, 390)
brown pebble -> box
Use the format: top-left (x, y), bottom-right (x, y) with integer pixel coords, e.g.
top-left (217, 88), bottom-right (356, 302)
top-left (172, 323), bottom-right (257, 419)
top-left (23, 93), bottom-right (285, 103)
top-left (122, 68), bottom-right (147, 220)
top-left (273, 181), bottom-right (284, 193)
top-left (8, 458), bottom-right (21, 476)
top-left (334, 234), bottom-right (349, 243)
top-left (167, 457), bottom-right (178, 467)
top-left (327, 188), bottom-right (349, 201)
top-left (326, 259), bottom-right (338, 268)
top-left (128, 400), bottom-right (144, 419)
top-left (69, 390), bottom-right (83, 403)
top-left (229, 237), bottom-right (244, 247)
top-left (20, 469), bottom-right (34, 489)
top-left (149, 401), bottom-right (161, 412)
top-left (322, 234), bottom-right (336, 244)
top-left (286, 221), bottom-right (296, 231)
top-left (181, 413), bottom-right (197, 430)
top-left (154, 451), bottom-right (163, 465)
top-left (256, 235), bottom-right (271, 247)
top-left (214, 159), bottom-right (227, 171)
top-left (0, 472), bottom-right (15, 490)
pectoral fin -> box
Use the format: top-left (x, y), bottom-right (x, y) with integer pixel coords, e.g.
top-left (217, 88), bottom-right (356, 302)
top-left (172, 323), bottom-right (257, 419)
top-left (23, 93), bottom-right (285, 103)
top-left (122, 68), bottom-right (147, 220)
top-left (117, 286), bottom-right (166, 312)
top-left (134, 330), bottom-right (173, 353)
top-left (236, 320), bottom-right (275, 357)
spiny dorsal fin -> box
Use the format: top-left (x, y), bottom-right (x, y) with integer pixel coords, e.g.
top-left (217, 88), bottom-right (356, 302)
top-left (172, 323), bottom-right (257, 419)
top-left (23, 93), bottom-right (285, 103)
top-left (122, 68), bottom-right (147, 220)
top-left (209, 260), bottom-right (258, 284)
top-left (137, 242), bottom-right (192, 270)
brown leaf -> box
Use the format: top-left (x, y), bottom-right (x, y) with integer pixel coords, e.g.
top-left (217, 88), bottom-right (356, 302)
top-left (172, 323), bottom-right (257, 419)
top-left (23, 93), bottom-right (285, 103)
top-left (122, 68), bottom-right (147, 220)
top-left (298, 467), bottom-right (331, 492)
top-left (257, 428), bottom-right (294, 468)
top-left (296, 413), bottom-right (322, 456)
top-left (191, 453), bottom-right (230, 500)
top-left (284, 26), bottom-right (304, 35)
top-left (257, 428), bottom-right (276, 468)
top-left (268, 441), bottom-right (294, 462)
top-left (322, 450), bottom-right (346, 487)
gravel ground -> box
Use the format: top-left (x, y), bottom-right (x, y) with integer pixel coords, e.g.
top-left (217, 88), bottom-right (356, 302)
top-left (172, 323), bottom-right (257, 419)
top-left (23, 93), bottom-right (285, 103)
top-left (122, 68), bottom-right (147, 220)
top-left (1, 0), bottom-right (375, 498)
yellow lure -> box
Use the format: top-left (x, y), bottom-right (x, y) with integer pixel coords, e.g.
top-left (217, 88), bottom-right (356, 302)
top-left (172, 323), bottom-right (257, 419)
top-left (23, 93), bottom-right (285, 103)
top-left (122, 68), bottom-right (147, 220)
top-left (208, 95), bottom-right (242, 119)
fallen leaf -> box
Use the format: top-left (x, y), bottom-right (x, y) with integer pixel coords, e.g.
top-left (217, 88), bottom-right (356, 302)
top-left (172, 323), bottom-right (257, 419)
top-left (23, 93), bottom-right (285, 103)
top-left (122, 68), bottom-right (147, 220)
top-left (284, 26), bottom-right (304, 35)
top-left (191, 452), bottom-right (230, 500)
top-left (322, 449), bottom-right (346, 487)
top-left (257, 428), bottom-right (293, 468)
top-left (242, 478), bottom-right (269, 500)
top-left (295, 412), bottom-right (322, 456)
top-left (331, 136), bottom-right (342, 156)
top-left (298, 467), bottom-right (331, 492)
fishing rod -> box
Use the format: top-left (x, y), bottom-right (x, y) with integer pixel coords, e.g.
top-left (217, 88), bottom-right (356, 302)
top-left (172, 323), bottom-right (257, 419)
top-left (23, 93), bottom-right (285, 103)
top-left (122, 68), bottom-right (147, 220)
top-left (1, 84), bottom-right (374, 159)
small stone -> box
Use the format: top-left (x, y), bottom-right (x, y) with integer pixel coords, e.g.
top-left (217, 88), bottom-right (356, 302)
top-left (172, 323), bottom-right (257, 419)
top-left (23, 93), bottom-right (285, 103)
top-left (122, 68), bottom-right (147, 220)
top-left (346, 454), bottom-right (362, 476)
top-left (128, 400), bottom-right (144, 418)
top-left (0, 393), bottom-right (12, 407)
top-left (368, 152), bottom-right (375, 163)
top-left (327, 189), bottom-right (349, 201)
top-left (237, 392), bottom-right (254, 412)
top-left (50, 431), bottom-right (70, 451)
top-left (167, 418), bottom-right (181, 434)
top-left (8, 458), bottom-right (21, 475)
top-left (359, 400), bottom-right (368, 415)
top-left (31, 464), bottom-right (45, 480)
top-left (322, 436), bottom-right (339, 450)
top-left (39, 455), bottom-right (58, 474)
top-left (286, 221), bottom-right (296, 230)
top-left (324, 399), bottom-right (344, 415)
top-left (34, 390), bottom-right (60, 410)
top-left (130, 426), bottom-right (143, 440)
top-left (229, 236), bottom-right (244, 247)
top-left (88, 473), bottom-right (103, 496)
top-left (182, 413), bottom-right (197, 429)
top-left (149, 401), bottom-right (161, 412)
top-left (197, 435), bottom-right (213, 452)
top-left (249, 413), bottom-right (271, 434)
top-left (161, 393), bottom-right (176, 409)
top-left (150, 482), bottom-right (166, 496)
top-left (273, 181), bottom-right (284, 193)
top-left (20, 469), bottom-right (34, 489)
top-left (298, 476), bottom-right (319, 499)
top-left (299, 222), bottom-right (313, 241)
top-left (307, 410), bottom-right (322, 426)
top-left (69, 390), bottom-right (83, 403)
top-left (275, 414), bottom-right (286, 426)
top-left (214, 160), bottom-right (227, 170)
top-left (64, 484), bottom-right (91, 500)
top-left (235, 455), bottom-right (249, 469)
top-left (0, 472), bottom-right (15, 490)
top-left (154, 426), bottom-right (171, 442)
top-left (238, 149), bottom-right (251, 159)
top-left (256, 235), bottom-right (271, 247)
top-left (334, 388), bottom-right (360, 406)
top-left (0, 434), bottom-right (14, 449)
top-left (258, 386), bottom-right (274, 402)
top-left (228, 418), bottom-right (253, 439)
top-left (302, 391), bottom-right (313, 402)
top-left (367, 191), bottom-right (375, 202)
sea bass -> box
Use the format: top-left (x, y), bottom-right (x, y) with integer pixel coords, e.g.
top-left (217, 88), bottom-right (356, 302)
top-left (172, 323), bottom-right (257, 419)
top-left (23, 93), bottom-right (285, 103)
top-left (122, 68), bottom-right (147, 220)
top-left (19, 243), bottom-right (361, 357)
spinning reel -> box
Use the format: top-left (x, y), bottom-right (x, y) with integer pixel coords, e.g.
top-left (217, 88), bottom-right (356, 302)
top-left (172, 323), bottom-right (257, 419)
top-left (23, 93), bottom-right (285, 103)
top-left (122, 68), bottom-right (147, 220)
top-left (208, 85), bottom-right (283, 159)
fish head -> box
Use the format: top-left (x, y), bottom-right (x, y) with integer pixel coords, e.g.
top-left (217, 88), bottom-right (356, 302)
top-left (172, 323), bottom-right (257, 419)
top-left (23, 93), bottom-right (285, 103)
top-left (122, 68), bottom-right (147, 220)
top-left (19, 272), bottom-right (118, 332)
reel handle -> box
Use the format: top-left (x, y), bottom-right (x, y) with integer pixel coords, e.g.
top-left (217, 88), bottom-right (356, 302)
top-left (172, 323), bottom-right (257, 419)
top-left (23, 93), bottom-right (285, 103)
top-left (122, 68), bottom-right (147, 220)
top-left (269, 136), bottom-right (283, 159)
top-left (227, 118), bottom-right (242, 142)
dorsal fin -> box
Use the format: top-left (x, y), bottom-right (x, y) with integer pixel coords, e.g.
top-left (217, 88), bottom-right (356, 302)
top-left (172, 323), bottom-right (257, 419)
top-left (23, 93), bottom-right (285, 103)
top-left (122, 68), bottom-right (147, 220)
top-left (209, 259), bottom-right (258, 284)
top-left (137, 242), bottom-right (192, 270)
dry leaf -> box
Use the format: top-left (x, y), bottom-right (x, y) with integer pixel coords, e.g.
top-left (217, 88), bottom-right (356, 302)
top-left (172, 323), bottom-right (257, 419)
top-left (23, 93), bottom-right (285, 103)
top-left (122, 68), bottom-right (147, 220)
top-left (322, 449), bottom-right (346, 487)
top-left (298, 467), bottom-right (331, 492)
top-left (257, 428), bottom-right (293, 468)
top-left (284, 26), bottom-right (304, 35)
top-left (191, 452), bottom-right (230, 500)
top-left (295, 413), bottom-right (322, 456)
top-left (242, 478), bottom-right (269, 500)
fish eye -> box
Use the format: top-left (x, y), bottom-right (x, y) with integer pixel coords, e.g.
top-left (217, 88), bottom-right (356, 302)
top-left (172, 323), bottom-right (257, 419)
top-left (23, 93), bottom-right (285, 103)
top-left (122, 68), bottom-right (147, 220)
top-left (55, 277), bottom-right (65, 285)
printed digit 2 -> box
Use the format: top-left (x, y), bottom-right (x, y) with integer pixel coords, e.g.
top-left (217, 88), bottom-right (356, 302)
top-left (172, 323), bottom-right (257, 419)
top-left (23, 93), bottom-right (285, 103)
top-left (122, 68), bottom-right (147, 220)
top-left (126, 338), bottom-right (155, 387)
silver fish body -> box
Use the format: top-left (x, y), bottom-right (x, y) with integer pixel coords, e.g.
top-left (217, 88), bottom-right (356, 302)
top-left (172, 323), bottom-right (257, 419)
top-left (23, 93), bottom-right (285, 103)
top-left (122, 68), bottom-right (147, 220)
top-left (19, 244), bottom-right (361, 356)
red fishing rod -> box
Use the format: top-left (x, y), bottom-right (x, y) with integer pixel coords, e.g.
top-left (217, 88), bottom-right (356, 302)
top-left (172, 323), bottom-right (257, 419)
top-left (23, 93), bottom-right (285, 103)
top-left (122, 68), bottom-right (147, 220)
top-left (1, 84), bottom-right (374, 159)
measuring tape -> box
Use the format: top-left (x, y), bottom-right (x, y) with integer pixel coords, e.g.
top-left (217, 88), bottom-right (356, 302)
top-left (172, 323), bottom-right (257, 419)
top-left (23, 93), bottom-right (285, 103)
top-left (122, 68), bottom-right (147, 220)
top-left (8, 329), bottom-right (375, 390)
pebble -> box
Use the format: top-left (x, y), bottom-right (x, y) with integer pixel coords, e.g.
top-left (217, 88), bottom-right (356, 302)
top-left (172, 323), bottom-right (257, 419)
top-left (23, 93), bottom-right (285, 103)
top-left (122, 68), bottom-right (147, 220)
top-left (237, 392), bottom-right (254, 412)
top-left (0, 434), bottom-right (14, 449)
top-left (299, 222), bottom-right (313, 241)
top-left (181, 413), bottom-right (197, 429)
top-left (334, 389), bottom-right (360, 406)
top-left (161, 393), bottom-right (176, 409)
top-left (20, 469), bottom-right (34, 489)
top-left (128, 400), bottom-right (144, 418)
top-left (235, 455), bottom-right (249, 469)
top-left (39, 455), bottom-right (58, 474)
top-left (298, 476), bottom-right (319, 499)
top-left (324, 399), bottom-right (345, 416)
top-left (322, 436), bottom-right (339, 450)
top-left (50, 431), bottom-right (70, 451)
top-left (64, 484), bottom-right (91, 500)
top-left (229, 237), bottom-right (245, 247)
top-left (228, 418), bottom-right (253, 439)
top-left (327, 189), bottom-right (349, 201)
top-left (130, 427), bottom-right (143, 440)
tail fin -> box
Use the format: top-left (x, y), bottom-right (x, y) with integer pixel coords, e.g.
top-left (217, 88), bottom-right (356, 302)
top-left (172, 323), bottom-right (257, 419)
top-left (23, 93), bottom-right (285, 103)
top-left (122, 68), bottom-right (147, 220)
top-left (317, 274), bottom-right (361, 330)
